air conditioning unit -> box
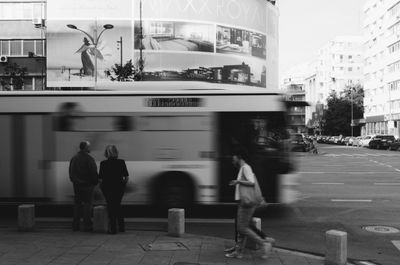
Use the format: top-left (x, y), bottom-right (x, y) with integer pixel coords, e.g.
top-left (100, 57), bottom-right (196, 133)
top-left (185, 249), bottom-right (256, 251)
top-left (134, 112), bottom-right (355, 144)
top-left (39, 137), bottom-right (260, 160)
top-left (0, 56), bottom-right (8, 63)
top-left (32, 18), bottom-right (44, 28)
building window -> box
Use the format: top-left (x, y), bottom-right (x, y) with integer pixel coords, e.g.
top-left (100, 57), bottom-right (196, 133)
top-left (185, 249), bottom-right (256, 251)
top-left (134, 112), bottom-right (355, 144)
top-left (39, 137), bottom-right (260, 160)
top-left (0, 39), bottom-right (45, 56)
top-left (389, 2), bottom-right (400, 18)
top-left (23, 40), bottom-right (35, 56)
top-left (10, 40), bottom-right (22, 56)
top-left (348, 67), bottom-right (353, 72)
top-left (389, 41), bottom-right (400, 54)
top-left (0, 40), bottom-right (9, 55)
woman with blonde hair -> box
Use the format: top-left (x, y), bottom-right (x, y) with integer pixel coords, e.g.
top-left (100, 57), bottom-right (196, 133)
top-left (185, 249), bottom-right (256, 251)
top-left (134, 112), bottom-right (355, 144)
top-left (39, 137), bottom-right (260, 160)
top-left (99, 145), bottom-right (129, 234)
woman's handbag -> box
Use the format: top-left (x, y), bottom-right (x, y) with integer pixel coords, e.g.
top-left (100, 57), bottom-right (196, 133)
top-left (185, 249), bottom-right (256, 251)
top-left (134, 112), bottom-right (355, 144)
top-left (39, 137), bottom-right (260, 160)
top-left (239, 167), bottom-right (264, 207)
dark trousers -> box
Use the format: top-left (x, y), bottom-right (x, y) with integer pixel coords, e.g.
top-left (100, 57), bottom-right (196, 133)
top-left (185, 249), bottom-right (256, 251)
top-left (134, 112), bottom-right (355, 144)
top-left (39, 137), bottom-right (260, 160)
top-left (73, 184), bottom-right (94, 231)
top-left (101, 186), bottom-right (125, 233)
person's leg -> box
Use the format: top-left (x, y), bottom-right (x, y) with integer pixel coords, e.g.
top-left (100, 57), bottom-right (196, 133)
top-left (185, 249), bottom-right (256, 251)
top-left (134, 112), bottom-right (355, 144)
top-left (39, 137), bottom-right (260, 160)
top-left (72, 185), bottom-right (82, 231)
top-left (236, 205), bottom-right (271, 259)
top-left (250, 222), bottom-right (266, 239)
top-left (225, 203), bottom-right (244, 258)
top-left (116, 189), bottom-right (125, 232)
top-left (82, 186), bottom-right (94, 231)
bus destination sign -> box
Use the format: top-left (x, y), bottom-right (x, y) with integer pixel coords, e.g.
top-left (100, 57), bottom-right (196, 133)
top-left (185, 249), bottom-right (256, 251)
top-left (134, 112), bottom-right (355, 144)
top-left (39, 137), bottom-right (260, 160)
top-left (145, 97), bottom-right (204, 107)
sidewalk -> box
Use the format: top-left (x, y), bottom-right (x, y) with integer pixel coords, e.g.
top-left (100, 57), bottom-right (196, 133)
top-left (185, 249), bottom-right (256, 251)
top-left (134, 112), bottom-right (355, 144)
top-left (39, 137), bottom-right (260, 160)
top-left (0, 224), bottom-right (330, 265)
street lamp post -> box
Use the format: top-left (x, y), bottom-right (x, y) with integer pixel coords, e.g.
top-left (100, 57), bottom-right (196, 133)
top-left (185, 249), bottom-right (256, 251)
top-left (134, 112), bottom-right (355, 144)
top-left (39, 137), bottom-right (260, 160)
top-left (117, 36), bottom-right (123, 67)
top-left (138, 0), bottom-right (144, 80)
top-left (351, 89), bottom-right (354, 137)
top-left (67, 23), bottom-right (114, 83)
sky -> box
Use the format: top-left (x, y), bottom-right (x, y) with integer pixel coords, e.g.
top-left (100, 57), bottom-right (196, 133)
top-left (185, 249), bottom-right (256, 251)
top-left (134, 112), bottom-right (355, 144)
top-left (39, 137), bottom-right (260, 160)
top-left (279, 0), bottom-right (366, 79)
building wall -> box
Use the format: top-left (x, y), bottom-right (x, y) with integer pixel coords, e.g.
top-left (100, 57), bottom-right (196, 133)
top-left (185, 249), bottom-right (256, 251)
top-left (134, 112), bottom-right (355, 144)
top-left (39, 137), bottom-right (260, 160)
top-left (363, 0), bottom-right (400, 137)
top-left (282, 36), bottom-right (364, 132)
top-left (0, 0), bottom-right (46, 90)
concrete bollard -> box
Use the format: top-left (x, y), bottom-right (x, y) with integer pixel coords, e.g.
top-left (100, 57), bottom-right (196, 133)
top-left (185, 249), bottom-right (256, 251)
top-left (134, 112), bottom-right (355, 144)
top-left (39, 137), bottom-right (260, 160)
top-left (325, 230), bottom-right (347, 265)
top-left (168, 208), bottom-right (184, 237)
top-left (18, 204), bottom-right (35, 232)
top-left (246, 217), bottom-right (262, 250)
top-left (93, 206), bottom-right (108, 233)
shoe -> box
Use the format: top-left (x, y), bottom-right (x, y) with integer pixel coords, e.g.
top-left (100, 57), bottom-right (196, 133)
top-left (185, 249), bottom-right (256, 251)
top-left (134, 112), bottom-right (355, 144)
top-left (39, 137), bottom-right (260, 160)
top-left (224, 245), bottom-right (237, 253)
top-left (261, 242), bottom-right (272, 259)
top-left (225, 251), bottom-right (243, 259)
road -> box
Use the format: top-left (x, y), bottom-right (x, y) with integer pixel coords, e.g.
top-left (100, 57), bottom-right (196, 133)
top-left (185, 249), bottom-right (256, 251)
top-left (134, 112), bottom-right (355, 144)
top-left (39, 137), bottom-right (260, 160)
top-left (272, 144), bottom-right (400, 265)
top-left (5, 144), bottom-right (399, 264)
top-left (176, 144), bottom-right (400, 265)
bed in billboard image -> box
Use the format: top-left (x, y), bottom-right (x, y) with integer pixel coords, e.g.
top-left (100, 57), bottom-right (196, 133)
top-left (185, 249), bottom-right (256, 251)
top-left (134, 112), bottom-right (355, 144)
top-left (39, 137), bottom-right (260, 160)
top-left (135, 20), bottom-right (215, 52)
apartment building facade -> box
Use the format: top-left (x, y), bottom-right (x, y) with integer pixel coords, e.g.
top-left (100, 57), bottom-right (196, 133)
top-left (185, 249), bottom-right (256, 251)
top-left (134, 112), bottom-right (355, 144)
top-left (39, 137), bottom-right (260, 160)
top-left (363, 0), bottom-right (400, 138)
top-left (281, 36), bottom-right (364, 134)
top-left (0, 0), bottom-right (46, 90)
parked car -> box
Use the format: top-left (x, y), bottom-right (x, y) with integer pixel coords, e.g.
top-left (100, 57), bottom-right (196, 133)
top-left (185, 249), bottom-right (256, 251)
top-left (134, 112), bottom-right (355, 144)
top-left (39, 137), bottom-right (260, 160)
top-left (343, 136), bottom-right (352, 146)
top-left (352, 136), bottom-right (362, 147)
top-left (359, 135), bottom-right (373, 147)
top-left (290, 133), bottom-right (308, 152)
top-left (389, 139), bottom-right (400, 151)
top-left (368, 135), bottom-right (395, 149)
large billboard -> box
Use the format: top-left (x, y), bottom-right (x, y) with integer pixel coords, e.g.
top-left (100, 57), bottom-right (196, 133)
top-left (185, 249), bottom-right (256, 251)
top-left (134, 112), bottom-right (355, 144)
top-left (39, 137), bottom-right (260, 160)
top-left (46, 0), bottom-right (277, 89)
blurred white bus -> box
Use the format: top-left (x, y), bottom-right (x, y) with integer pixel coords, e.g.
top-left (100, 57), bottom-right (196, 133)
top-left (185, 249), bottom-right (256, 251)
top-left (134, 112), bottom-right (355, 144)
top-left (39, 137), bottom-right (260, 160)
top-left (0, 82), bottom-right (297, 207)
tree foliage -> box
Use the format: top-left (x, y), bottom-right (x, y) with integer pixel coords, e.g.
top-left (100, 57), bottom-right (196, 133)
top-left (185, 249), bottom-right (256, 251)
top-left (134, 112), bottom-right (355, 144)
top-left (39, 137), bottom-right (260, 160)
top-left (0, 63), bottom-right (27, 90)
top-left (106, 59), bottom-right (145, 82)
top-left (322, 85), bottom-right (364, 136)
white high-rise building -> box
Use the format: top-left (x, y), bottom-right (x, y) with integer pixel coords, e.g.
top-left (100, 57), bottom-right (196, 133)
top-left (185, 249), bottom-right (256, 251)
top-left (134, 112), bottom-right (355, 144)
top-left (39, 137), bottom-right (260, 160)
top-left (363, 0), bottom-right (400, 137)
top-left (281, 36), bottom-right (364, 133)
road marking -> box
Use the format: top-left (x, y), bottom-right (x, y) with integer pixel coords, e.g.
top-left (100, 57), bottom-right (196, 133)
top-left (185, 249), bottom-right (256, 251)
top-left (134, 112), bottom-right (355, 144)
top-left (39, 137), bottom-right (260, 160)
top-left (312, 182), bottom-right (344, 185)
top-left (331, 199), bottom-right (372, 202)
top-left (392, 240), bottom-right (400, 252)
top-left (374, 183), bottom-right (400, 185)
top-left (299, 172), bottom-right (396, 174)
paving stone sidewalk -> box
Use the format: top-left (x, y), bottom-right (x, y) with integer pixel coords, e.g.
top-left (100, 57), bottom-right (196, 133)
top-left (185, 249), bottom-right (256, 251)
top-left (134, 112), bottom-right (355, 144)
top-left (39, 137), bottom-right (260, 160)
top-left (0, 228), bottom-right (328, 265)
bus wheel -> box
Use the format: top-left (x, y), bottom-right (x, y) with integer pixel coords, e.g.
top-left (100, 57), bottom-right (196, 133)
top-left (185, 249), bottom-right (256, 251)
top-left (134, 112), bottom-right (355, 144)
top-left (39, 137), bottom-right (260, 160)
top-left (154, 172), bottom-right (195, 209)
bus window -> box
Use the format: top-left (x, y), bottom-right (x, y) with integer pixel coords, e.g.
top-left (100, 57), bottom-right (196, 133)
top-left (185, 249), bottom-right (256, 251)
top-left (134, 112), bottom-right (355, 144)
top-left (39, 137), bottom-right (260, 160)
top-left (54, 116), bottom-right (133, 132)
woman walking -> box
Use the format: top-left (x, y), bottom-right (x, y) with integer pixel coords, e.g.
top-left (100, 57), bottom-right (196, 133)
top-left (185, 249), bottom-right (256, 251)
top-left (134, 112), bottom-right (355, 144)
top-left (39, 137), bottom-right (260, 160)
top-left (99, 145), bottom-right (129, 234)
top-left (225, 148), bottom-right (273, 259)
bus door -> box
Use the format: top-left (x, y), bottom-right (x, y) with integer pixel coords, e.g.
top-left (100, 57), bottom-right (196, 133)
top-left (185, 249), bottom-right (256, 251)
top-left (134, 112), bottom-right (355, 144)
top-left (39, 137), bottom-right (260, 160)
top-left (217, 112), bottom-right (288, 203)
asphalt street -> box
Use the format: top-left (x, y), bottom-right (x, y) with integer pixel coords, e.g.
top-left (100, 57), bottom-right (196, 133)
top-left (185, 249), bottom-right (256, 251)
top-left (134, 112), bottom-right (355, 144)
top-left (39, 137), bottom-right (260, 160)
top-left (2, 143), bottom-right (399, 264)
top-left (124, 144), bottom-right (400, 265)
top-left (275, 144), bottom-right (400, 265)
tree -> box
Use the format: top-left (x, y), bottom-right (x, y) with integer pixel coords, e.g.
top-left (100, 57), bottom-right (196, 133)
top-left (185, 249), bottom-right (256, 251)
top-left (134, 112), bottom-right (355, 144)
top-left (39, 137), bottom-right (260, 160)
top-left (2, 63), bottom-right (27, 90)
top-left (321, 85), bottom-right (364, 136)
top-left (106, 59), bottom-right (145, 81)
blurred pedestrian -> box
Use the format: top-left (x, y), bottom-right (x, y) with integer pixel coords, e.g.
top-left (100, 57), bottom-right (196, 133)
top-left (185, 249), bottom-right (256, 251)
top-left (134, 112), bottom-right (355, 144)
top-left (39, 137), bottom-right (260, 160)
top-left (225, 148), bottom-right (273, 259)
top-left (310, 138), bottom-right (318, 154)
top-left (99, 145), bottom-right (129, 234)
top-left (69, 141), bottom-right (99, 232)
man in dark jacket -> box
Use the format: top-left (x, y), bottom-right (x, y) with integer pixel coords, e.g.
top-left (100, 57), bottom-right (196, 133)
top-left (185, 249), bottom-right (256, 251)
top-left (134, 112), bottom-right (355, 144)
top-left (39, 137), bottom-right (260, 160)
top-left (69, 141), bottom-right (98, 231)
